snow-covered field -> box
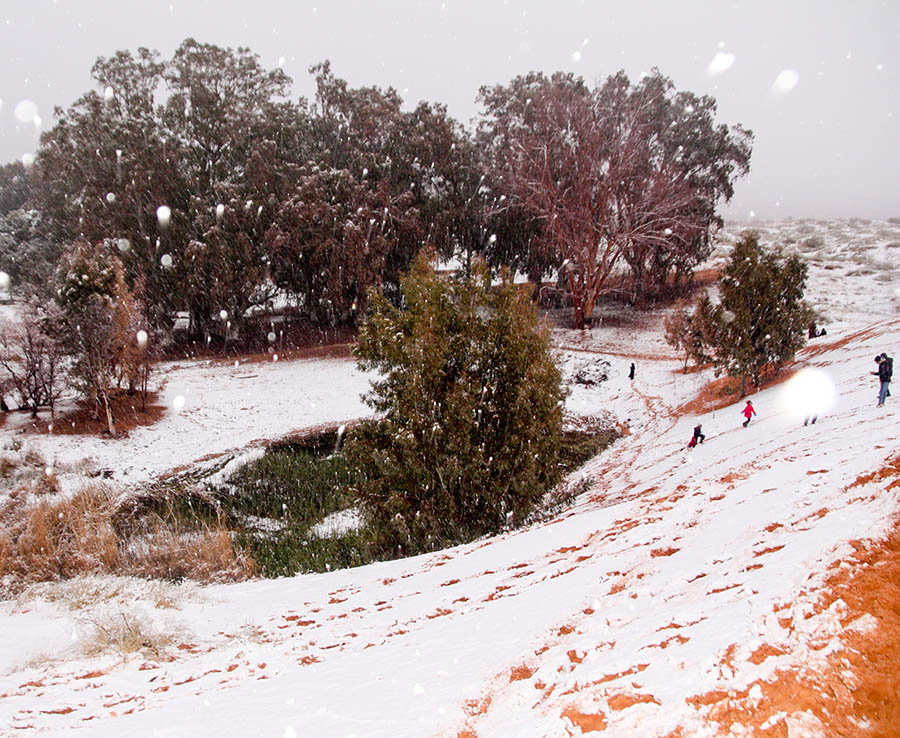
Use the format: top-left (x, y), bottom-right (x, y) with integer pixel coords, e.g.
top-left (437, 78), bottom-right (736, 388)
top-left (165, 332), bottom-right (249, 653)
top-left (1, 218), bottom-right (898, 736)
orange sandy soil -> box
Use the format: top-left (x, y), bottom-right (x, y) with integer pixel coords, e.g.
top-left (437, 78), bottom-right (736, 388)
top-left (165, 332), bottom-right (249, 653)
top-left (456, 460), bottom-right (900, 737)
top-left (21, 391), bottom-right (166, 437)
top-left (679, 456), bottom-right (900, 738)
top-left (673, 365), bottom-right (799, 418)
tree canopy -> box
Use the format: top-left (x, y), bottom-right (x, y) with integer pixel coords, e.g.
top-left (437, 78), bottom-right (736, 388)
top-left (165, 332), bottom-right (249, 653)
top-left (478, 69), bottom-right (752, 327)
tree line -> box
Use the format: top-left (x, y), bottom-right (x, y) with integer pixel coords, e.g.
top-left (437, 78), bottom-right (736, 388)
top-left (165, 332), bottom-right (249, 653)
top-left (0, 38), bottom-right (753, 429)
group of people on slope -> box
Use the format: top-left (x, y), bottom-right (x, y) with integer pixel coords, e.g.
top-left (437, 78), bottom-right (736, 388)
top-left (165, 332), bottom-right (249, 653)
top-left (682, 352), bottom-right (892, 449)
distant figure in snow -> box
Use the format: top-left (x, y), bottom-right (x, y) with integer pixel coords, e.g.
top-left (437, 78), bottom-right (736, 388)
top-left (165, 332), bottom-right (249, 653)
top-left (804, 414), bottom-right (817, 426)
top-left (628, 362), bottom-right (635, 381)
top-left (688, 423), bottom-right (705, 448)
top-left (741, 400), bottom-right (756, 428)
top-left (872, 352), bottom-right (893, 406)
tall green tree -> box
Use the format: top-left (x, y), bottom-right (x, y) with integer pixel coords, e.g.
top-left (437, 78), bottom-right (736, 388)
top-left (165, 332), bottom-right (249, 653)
top-left (702, 232), bottom-right (811, 394)
top-left (346, 253), bottom-right (565, 554)
top-left (33, 40), bottom-right (309, 340)
top-left (266, 168), bottom-right (420, 326)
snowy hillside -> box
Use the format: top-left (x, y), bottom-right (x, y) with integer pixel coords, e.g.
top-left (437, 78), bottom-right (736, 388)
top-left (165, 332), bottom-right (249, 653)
top-left (1, 218), bottom-right (898, 736)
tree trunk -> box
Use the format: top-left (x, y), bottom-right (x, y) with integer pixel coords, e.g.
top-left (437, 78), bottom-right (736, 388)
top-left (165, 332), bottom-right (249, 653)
top-left (102, 392), bottom-right (116, 436)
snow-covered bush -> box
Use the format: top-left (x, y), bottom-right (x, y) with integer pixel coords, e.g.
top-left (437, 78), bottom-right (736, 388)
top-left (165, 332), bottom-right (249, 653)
top-left (346, 253), bottom-right (566, 554)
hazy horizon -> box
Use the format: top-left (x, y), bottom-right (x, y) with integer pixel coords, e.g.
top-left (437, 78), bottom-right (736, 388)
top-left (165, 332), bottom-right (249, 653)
top-left (2, 0), bottom-right (898, 221)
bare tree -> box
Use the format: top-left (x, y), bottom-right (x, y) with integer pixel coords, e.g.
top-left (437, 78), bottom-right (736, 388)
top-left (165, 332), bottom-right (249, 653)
top-left (0, 301), bottom-right (67, 420)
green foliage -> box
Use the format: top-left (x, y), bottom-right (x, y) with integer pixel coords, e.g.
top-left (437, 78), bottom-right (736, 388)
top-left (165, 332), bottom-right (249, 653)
top-left (557, 428), bottom-right (619, 471)
top-left (346, 253), bottom-right (566, 554)
top-left (665, 295), bottom-right (720, 371)
top-left (222, 435), bottom-right (355, 526)
top-left (685, 232), bottom-right (812, 394)
top-left (225, 424), bottom-right (611, 576)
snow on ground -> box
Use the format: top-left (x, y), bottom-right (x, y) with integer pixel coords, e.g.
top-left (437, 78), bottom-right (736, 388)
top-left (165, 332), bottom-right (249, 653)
top-left (0, 219), bottom-right (898, 736)
top-left (1, 355), bottom-right (374, 496)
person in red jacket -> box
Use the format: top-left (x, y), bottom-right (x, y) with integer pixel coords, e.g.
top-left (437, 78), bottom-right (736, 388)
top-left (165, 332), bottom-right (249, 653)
top-left (741, 399), bottom-right (756, 427)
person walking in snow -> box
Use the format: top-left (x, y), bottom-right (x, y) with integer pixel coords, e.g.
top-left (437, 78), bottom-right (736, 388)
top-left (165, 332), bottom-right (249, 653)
top-left (688, 423), bottom-right (705, 448)
top-left (628, 362), bottom-right (635, 380)
top-left (872, 352), bottom-right (893, 406)
top-left (741, 399), bottom-right (756, 427)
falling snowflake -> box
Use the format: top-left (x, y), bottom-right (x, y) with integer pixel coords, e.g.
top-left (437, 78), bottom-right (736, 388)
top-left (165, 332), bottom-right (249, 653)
top-left (14, 99), bottom-right (38, 124)
top-left (157, 205), bottom-right (172, 228)
top-left (707, 52), bottom-right (735, 75)
top-left (772, 69), bottom-right (799, 94)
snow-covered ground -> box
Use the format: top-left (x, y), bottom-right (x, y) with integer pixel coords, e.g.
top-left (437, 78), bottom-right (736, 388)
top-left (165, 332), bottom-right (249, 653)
top-left (0, 218), bottom-right (898, 736)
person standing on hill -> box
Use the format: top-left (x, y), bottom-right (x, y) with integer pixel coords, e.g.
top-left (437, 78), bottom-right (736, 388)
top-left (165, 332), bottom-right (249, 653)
top-left (628, 362), bottom-right (635, 380)
top-left (873, 353), bottom-right (893, 406)
top-left (741, 399), bottom-right (756, 427)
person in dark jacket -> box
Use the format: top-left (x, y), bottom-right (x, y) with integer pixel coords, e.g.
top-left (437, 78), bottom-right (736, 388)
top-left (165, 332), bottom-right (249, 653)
top-left (688, 423), bottom-right (705, 448)
top-left (628, 362), bottom-right (635, 380)
top-left (873, 353), bottom-right (893, 406)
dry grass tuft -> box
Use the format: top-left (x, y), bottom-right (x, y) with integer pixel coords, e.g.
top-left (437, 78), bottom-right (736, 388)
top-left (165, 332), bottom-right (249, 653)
top-left (123, 516), bottom-right (255, 583)
top-left (81, 611), bottom-right (178, 658)
top-left (0, 485), bottom-right (121, 591)
top-left (0, 483), bottom-right (254, 598)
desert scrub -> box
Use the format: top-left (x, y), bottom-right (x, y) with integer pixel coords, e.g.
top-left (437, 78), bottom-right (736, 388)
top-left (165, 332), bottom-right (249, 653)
top-left (81, 610), bottom-right (178, 658)
top-left (0, 483), bottom-right (253, 598)
top-left (222, 423), bottom-right (618, 577)
top-left (0, 485), bottom-right (121, 590)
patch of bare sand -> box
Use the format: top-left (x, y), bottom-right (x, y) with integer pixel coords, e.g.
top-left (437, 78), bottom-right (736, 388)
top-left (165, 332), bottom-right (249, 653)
top-left (22, 391), bottom-right (166, 438)
top-left (684, 454), bottom-right (900, 737)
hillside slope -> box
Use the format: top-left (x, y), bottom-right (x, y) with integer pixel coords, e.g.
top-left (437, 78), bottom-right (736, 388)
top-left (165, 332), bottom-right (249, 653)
top-left (1, 218), bottom-right (898, 736)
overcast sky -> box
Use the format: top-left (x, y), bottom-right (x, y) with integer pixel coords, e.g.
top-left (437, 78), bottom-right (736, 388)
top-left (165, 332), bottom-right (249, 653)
top-left (1, 0), bottom-right (898, 221)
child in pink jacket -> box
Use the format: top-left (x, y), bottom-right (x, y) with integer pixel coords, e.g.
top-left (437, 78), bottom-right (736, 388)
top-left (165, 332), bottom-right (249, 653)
top-left (741, 400), bottom-right (756, 428)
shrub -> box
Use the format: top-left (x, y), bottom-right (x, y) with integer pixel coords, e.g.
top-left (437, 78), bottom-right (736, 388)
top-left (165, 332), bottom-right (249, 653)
top-left (0, 485), bottom-right (121, 587)
top-left (684, 231), bottom-right (813, 395)
top-left (81, 611), bottom-right (177, 658)
top-left (346, 253), bottom-right (566, 555)
top-left (0, 483), bottom-right (253, 596)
